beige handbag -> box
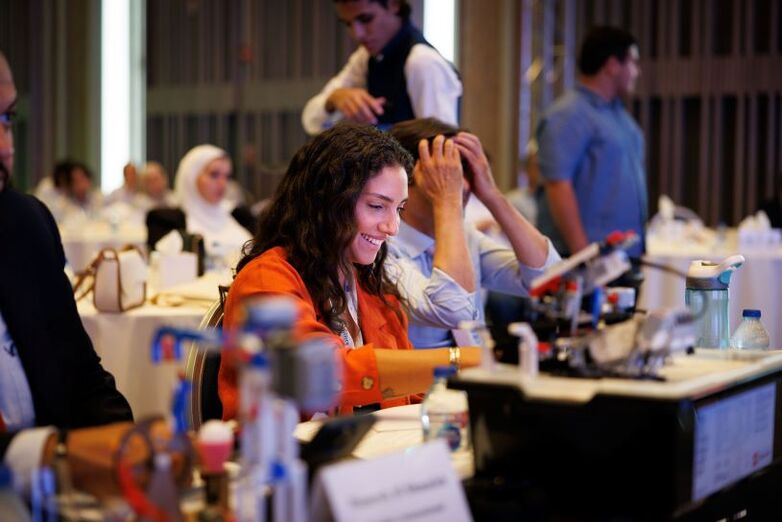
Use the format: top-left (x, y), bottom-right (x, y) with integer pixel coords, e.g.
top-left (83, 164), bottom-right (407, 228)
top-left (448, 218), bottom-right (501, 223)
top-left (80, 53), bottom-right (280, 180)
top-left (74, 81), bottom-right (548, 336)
top-left (74, 246), bottom-right (148, 312)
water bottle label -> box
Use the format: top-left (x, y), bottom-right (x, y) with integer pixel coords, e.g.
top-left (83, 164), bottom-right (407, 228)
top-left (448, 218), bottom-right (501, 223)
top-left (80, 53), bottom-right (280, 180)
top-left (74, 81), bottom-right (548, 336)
top-left (427, 411), bottom-right (469, 452)
top-left (436, 422), bottom-right (462, 451)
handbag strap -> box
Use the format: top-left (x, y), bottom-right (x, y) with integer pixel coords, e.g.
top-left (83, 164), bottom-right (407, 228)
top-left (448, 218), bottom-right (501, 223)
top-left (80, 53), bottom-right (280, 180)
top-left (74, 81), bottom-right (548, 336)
top-left (186, 232), bottom-right (203, 254)
top-left (72, 248), bottom-right (120, 302)
top-left (119, 244), bottom-right (145, 258)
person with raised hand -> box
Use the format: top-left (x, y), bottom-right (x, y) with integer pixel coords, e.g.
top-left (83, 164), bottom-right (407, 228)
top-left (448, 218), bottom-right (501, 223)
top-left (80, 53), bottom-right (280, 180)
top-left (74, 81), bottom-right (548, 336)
top-left (386, 118), bottom-right (560, 348)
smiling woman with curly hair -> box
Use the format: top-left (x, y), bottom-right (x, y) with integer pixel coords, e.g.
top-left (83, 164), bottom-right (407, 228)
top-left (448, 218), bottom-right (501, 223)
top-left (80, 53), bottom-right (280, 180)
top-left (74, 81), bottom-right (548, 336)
top-left (219, 122), bottom-right (480, 416)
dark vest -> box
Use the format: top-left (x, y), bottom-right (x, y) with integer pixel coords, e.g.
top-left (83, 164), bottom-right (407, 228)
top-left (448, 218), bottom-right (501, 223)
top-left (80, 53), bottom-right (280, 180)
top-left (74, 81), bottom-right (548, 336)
top-left (367, 22), bottom-right (460, 126)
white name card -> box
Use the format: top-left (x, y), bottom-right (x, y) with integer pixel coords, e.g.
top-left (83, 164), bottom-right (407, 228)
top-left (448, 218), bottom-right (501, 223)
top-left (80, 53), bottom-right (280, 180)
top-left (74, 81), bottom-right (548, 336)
top-left (311, 440), bottom-right (472, 522)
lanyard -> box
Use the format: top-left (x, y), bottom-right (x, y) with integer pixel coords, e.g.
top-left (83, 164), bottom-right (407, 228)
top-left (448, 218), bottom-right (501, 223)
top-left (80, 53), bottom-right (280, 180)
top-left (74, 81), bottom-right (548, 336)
top-left (337, 273), bottom-right (363, 348)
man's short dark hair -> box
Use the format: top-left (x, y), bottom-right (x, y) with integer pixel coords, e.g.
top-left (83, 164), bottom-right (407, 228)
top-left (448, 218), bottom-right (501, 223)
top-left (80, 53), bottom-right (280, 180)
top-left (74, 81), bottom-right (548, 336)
top-left (389, 117), bottom-right (474, 186)
top-left (332, 0), bottom-right (411, 20)
top-left (578, 26), bottom-right (638, 76)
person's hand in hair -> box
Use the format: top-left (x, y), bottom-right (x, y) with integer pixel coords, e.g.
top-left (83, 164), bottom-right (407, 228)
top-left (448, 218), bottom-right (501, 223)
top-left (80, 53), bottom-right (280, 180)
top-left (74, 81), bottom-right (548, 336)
top-left (455, 132), bottom-right (550, 268)
top-left (326, 88), bottom-right (386, 124)
top-left (454, 132), bottom-right (500, 204)
top-left (415, 134), bottom-right (476, 292)
top-left (415, 134), bottom-right (464, 206)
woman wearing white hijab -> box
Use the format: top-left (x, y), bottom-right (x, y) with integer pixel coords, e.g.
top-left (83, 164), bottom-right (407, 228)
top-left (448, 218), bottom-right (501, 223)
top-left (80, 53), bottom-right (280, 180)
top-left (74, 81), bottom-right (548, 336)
top-left (174, 144), bottom-right (252, 266)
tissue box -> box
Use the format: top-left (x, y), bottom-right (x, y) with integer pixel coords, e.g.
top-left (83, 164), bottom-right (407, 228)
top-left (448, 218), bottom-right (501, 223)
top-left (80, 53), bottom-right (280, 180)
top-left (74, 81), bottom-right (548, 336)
top-left (153, 252), bottom-right (198, 290)
top-left (737, 228), bottom-right (782, 250)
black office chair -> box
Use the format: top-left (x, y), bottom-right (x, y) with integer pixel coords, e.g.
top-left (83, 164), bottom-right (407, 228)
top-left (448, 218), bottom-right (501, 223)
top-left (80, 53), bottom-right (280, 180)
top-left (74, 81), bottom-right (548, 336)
top-left (183, 286), bottom-right (228, 430)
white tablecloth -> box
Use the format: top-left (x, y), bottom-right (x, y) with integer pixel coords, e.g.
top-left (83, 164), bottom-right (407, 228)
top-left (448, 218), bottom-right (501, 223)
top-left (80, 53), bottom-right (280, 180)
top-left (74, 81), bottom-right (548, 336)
top-left (62, 221), bottom-right (147, 272)
top-left (641, 234), bottom-right (782, 348)
top-left (78, 300), bottom-right (207, 418)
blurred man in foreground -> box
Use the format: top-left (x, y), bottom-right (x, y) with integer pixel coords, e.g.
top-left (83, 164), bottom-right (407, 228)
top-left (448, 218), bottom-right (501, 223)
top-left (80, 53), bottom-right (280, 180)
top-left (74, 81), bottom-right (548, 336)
top-left (0, 50), bottom-right (132, 496)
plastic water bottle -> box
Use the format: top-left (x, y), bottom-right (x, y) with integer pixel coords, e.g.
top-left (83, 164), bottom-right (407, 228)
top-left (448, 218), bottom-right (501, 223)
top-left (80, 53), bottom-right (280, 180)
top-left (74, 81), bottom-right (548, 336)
top-left (420, 366), bottom-right (470, 453)
top-left (730, 309), bottom-right (770, 350)
top-left (685, 256), bottom-right (745, 348)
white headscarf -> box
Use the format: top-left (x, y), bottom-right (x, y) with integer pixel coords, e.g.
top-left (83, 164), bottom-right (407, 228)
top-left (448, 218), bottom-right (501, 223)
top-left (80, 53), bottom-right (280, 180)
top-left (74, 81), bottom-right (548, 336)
top-left (174, 144), bottom-right (251, 261)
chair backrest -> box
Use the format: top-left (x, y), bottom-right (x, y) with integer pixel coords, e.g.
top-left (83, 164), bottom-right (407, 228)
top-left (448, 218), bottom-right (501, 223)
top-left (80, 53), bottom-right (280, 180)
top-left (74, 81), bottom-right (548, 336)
top-left (145, 207), bottom-right (185, 251)
top-left (183, 286), bottom-right (228, 430)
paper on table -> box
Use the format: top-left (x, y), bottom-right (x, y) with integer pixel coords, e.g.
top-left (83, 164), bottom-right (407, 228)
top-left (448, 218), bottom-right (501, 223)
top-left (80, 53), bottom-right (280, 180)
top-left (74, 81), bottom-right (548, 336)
top-left (293, 404), bottom-right (421, 442)
top-left (294, 404), bottom-right (421, 449)
top-left (295, 404), bottom-right (475, 479)
top-left (352, 405), bottom-right (424, 459)
top-left (352, 429), bottom-right (423, 460)
top-left (371, 403), bottom-right (422, 432)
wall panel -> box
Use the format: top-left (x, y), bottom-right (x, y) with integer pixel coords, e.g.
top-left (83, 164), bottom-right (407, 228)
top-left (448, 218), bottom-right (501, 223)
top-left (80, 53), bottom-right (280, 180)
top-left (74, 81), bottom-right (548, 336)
top-left (146, 0), bottom-right (353, 201)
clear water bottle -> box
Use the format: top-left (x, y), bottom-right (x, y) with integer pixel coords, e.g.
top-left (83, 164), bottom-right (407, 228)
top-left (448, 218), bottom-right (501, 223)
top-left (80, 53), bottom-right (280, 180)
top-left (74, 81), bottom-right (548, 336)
top-left (730, 309), bottom-right (770, 350)
top-left (685, 287), bottom-right (731, 348)
top-left (685, 256), bottom-right (744, 348)
top-left (421, 366), bottom-right (470, 453)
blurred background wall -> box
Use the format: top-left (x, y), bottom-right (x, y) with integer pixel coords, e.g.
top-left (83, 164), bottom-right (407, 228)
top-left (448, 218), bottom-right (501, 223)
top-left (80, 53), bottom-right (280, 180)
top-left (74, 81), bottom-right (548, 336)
top-left (1, 0), bottom-right (781, 225)
top-left (0, 0), bottom-right (101, 192)
top-left (145, 0), bottom-right (354, 200)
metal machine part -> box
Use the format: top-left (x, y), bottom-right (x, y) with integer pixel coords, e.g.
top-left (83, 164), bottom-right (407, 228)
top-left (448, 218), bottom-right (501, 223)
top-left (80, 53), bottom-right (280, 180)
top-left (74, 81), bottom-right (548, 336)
top-left (515, 232), bottom-right (697, 379)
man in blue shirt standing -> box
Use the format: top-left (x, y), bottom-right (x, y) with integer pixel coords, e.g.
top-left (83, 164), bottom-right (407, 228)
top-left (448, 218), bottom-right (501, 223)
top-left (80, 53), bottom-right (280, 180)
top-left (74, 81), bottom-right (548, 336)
top-left (536, 26), bottom-right (647, 258)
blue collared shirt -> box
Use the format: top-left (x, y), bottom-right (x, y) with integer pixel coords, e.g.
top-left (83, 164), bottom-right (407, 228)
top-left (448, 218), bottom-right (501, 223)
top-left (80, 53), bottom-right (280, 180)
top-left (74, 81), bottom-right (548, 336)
top-left (536, 85), bottom-right (647, 257)
top-left (386, 221), bottom-right (560, 348)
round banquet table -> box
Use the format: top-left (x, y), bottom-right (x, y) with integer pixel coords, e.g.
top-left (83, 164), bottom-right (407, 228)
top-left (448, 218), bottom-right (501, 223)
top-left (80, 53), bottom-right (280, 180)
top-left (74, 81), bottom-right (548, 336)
top-left (77, 300), bottom-right (207, 418)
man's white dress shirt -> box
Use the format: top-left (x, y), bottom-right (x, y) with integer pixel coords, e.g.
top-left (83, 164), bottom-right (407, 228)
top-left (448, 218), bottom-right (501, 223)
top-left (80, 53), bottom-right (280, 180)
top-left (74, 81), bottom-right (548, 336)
top-left (301, 45), bottom-right (462, 135)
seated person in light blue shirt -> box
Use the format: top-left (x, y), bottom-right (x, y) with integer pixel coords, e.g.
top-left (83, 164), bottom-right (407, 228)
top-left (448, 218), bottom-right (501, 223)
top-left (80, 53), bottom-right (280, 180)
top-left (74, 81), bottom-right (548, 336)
top-left (386, 118), bottom-right (560, 348)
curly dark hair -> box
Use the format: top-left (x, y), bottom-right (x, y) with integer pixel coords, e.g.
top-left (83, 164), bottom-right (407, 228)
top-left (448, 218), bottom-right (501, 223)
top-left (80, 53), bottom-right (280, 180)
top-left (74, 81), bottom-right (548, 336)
top-left (238, 122), bottom-right (413, 331)
top-left (332, 0), bottom-right (411, 20)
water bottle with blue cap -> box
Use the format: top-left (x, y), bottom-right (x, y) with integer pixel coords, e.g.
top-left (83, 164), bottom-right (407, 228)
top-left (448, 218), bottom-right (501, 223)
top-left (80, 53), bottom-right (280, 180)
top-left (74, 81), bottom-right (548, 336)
top-left (684, 254), bottom-right (745, 348)
top-left (420, 366), bottom-right (470, 453)
top-left (730, 309), bottom-right (770, 350)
